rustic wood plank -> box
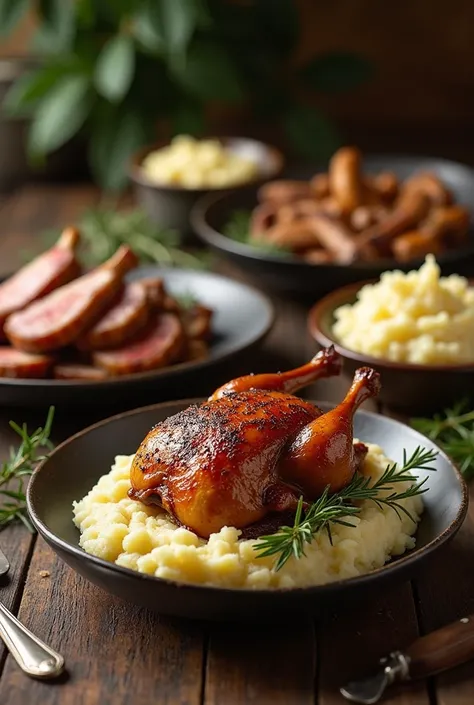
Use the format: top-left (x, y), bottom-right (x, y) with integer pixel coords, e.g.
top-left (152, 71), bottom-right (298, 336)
top-left (318, 582), bottom-right (430, 705)
top-left (0, 536), bottom-right (205, 705)
top-left (204, 622), bottom-right (315, 705)
top-left (0, 412), bottom-right (37, 672)
top-left (412, 481), bottom-right (474, 705)
top-left (0, 185), bottom-right (99, 276)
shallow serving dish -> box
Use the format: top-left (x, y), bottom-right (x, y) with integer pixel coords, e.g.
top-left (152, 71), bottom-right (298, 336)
top-left (0, 268), bottom-right (274, 409)
top-left (129, 137), bottom-right (284, 237)
top-left (27, 400), bottom-right (467, 622)
top-left (191, 155), bottom-right (474, 298)
top-left (308, 280), bottom-right (474, 414)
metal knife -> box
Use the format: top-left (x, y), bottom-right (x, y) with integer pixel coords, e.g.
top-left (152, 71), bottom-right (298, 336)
top-left (0, 548), bottom-right (9, 576)
top-left (340, 614), bottom-right (474, 704)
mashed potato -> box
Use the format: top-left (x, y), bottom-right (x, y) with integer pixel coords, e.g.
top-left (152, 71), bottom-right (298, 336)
top-left (141, 135), bottom-right (259, 189)
top-left (333, 255), bottom-right (474, 364)
top-left (73, 443), bottom-right (422, 590)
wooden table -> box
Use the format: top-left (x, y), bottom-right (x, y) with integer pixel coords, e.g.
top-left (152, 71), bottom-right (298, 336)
top-left (0, 185), bottom-right (473, 705)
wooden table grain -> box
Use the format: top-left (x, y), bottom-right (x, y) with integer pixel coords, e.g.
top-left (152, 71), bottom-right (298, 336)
top-left (0, 185), bottom-right (473, 705)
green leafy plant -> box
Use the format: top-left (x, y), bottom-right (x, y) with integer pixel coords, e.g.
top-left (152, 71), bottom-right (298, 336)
top-left (0, 407), bottom-right (55, 531)
top-left (41, 204), bottom-right (210, 269)
top-left (254, 446), bottom-right (437, 571)
top-left (1, 0), bottom-right (373, 190)
top-left (412, 400), bottom-right (474, 479)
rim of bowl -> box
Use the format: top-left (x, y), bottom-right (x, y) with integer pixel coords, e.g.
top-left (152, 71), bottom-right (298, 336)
top-left (308, 278), bottom-right (474, 372)
top-left (27, 399), bottom-right (468, 597)
top-left (128, 136), bottom-right (285, 193)
top-left (190, 188), bottom-right (474, 270)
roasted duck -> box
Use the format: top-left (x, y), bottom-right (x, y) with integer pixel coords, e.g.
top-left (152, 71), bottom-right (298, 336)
top-left (129, 348), bottom-right (381, 538)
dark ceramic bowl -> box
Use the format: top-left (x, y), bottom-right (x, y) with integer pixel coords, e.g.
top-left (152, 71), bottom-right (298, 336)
top-left (191, 155), bottom-right (474, 298)
top-left (0, 267), bottom-right (274, 409)
top-left (129, 137), bottom-right (284, 239)
top-left (27, 400), bottom-right (467, 622)
top-left (308, 280), bottom-right (474, 414)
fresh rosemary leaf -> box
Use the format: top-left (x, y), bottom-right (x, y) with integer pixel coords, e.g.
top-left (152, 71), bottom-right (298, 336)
top-left (254, 446), bottom-right (436, 571)
top-left (0, 407), bottom-right (55, 531)
top-left (39, 205), bottom-right (210, 270)
top-left (412, 400), bottom-right (474, 479)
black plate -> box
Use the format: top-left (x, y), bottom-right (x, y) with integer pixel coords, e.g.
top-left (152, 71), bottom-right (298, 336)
top-left (191, 155), bottom-right (474, 298)
top-left (0, 268), bottom-right (274, 408)
top-left (27, 400), bottom-right (468, 622)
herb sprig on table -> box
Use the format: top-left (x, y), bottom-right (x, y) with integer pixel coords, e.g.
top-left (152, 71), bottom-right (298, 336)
top-left (0, 407), bottom-right (55, 531)
top-left (41, 206), bottom-right (210, 270)
top-left (412, 400), bottom-right (474, 479)
top-left (254, 447), bottom-right (437, 571)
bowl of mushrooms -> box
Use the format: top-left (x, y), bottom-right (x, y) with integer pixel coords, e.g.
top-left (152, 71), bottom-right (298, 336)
top-left (191, 147), bottom-right (474, 298)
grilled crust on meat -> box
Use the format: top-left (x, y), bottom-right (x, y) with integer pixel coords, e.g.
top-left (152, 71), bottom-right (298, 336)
top-left (0, 347), bottom-right (54, 378)
top-left (92, 312), bottom-right (184, 376)
top-left (129, 390), bottom-right (321, 537)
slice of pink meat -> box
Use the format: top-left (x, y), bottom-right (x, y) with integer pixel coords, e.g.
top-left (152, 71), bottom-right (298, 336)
top-left (0, 227), bottom-right (80, 338)
top-left (92, 313), bottom-right (184, 376)
top-left (0, 347), bottom-right (53, 378)
top-left (4, 246), bottom-right (138, 353)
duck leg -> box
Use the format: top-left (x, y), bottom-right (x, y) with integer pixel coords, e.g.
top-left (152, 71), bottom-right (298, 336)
top-left (209, 346), bottom-right (342, 400)
top-left (279, 367), bottom-right (381, 497)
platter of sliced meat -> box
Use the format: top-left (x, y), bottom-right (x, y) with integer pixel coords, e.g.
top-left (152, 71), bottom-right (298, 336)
top-left (0, 229), bottom-right (274, 408)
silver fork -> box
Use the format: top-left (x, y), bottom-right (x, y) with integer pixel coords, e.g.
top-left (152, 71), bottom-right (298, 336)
top-left (0, 546), bottom-right (65, 678)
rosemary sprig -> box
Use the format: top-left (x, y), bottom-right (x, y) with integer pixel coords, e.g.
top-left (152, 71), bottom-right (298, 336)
top-left (0, 407), bottom-right (55, 531)
top-left (40, 205), bottom-right (210, 270)
top-left (412, 400), bottom-right (474, 479)
top-left (254, 446), bottom-right (437, 571)
top-left (223, 209), bottom-right (291, 257)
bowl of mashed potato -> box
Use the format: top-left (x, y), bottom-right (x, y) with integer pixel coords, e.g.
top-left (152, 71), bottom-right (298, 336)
top-left (129, 135), bottom-right (284, 237)
top-left (308, 256), bottom-right (474, 413)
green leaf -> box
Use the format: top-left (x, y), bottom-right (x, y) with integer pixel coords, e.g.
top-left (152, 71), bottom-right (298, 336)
top-left (160, 0), bottom-right (199, 56)
top-left (173, 42), bottom-right (244, 103)
top-left (282, 105), bottom-right (341, 161)
top-left (2, 65), bottom-right (71, 118)
top-left (133, 1), bottom-right (165, 54)
top-left (89, 109), bottom-right (151, 191)
top-left (0, 0), bottom-right (29, 36)
top-left (27, 75), bottom-right (92, 157)
top-left (255, 0), bottom-right (299, 55)
top-left (94, 35), bottom-right (135, 103)
top-left (300, 53), bottom-right (374, 94)
top-left (37, 0), bottom-right (74, 51)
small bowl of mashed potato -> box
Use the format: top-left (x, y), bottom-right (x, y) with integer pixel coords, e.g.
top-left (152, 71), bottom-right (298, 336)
top-left (308, 256), bottom-right (474, 413)
top-left (129, 135), bottom-right (284, 237)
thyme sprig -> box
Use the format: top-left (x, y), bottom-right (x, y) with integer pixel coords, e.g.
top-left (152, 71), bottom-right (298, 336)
top-left (412, 400), bottom-right (474, 479)
top-left (254, 446), bottom-right (437, 571)
top-left (0, 407), bottom-right (55, 531)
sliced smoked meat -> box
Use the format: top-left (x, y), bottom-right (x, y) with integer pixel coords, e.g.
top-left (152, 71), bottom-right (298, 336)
top-left (0, 227), bottom-right (80, 338)
top-left (93, 313), bottom-right (184, 376)
top-left (53, 364), bottom-right (108, 381)
top-left (138, 277), bottom-right (165, 309)
top-left (0, 347), bottom-right (53, 378)
top-left (182, 304), bottom-right (213, 340)
top-left (4, 246), bottom-right (138, 353)
top-left (76, 281), bottom-right (149, 351)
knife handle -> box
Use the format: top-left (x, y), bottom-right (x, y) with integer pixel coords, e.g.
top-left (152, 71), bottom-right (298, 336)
top-left (406, 615), bottom-right (474, 680)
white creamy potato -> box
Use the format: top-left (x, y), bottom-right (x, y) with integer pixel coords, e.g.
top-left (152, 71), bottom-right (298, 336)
top-left (333, 255), bottom-right (474, 364)
top-left (141, 135), bottom-right (259, 189)
top-left (73, 443), bottom-right (423, 590)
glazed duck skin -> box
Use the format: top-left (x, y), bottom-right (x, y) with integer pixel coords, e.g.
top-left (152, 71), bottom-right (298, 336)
top-left (129, 349), bottom-right (382, 538)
